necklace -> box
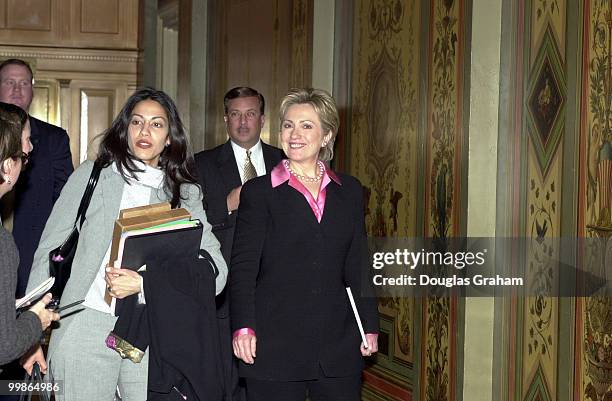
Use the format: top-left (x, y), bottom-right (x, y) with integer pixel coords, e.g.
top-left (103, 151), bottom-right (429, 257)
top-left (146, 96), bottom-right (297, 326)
top-left (285, 160), bottom-right (325, 183)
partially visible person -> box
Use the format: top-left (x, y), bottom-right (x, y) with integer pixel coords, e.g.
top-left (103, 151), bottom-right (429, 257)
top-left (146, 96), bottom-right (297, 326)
top-left (0, 58), bottom-right (73, 298)
top-left (194, 86), bottom-right (283, 401)
top-left (23, 88), bottom-right (227, 401)
top-left (230, 88), bottom-right (379, 401)
top-left (0, 101), bottom-right (59, 371)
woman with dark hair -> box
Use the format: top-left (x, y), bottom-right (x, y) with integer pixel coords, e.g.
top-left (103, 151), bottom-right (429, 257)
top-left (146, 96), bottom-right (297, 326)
top-left (0, 101), bottom-right (59, 370)
top-left (23, 88), bottom-right (227, 401)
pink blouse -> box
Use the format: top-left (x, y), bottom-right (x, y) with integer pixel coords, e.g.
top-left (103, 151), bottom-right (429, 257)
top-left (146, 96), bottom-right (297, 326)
top-left (270, 159), bottom-right (341, 222)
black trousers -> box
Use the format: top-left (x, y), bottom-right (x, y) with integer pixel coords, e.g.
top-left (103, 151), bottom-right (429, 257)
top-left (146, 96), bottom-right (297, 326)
top-left (245, 373), bottom-right (361, 401)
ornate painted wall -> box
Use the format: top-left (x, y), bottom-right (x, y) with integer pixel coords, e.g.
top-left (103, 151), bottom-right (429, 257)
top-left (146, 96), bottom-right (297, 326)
top-left (348, 0), bottom-right (420, 398)
top-left (420, 3), bottom-right (467, 401)
top-left (342, 0), bottom-right (470, 399)
top-left (499, 0), bottom-right (611, 400)
top-left (578, 1), bottom-right (611, 400)
top-left (521, 1), bottom-right (565, 399)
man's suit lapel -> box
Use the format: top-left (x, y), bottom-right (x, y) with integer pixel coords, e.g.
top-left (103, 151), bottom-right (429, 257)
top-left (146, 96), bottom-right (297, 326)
top-left (217, 141), bottom-right (242, 191)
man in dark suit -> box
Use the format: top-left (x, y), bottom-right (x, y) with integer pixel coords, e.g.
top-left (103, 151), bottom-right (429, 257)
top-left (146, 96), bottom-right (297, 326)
top-left (0, 59), bottom-right (73, 298)
top-left (194, 87), bottom-right (283, 401)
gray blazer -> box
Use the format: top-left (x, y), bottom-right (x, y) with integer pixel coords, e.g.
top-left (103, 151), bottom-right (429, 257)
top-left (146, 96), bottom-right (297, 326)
top-left (26, 160), bottom-right (227, 360)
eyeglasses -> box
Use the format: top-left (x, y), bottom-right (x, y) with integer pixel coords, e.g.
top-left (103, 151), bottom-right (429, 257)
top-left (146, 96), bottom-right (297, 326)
top-left (227, 110), bottom-right (259, 121)
top-left (20, 152), bottom-right (29, 166)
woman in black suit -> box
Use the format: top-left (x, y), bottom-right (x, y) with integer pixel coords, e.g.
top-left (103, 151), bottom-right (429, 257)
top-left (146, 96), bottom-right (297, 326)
top-left (230, 88), bottom-right (379, 401)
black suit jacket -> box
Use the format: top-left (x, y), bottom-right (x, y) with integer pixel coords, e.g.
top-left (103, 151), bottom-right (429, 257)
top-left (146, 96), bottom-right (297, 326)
top-left (12, 116), bottom-right (73, 297)
top-left (194, 140), bottom-right (284, 269)
top-left (229, 171), bottom-right (379, 381)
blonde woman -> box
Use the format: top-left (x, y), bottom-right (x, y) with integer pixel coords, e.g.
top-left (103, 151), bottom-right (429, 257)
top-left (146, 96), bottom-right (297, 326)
top-left (230, 88), bottom-right (378, 401)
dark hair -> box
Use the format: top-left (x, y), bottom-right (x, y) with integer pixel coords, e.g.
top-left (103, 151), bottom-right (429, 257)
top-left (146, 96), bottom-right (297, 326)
top-left (0, 101), bottom-right (27, 184)
top-left (223, 87), bottom-right (265, 115)
top-left (96, 87), bottom-right (198, 208)
top-left (0, 58), bottom-right (34, 82)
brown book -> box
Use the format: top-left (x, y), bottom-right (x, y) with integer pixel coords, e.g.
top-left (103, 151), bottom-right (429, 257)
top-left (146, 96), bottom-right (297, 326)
top-left (118, 202), bottom-right (171, 219)
top-left (109, 205), bottom-right (190, 263)
top-left (105, 202), bottom-right (191, 304)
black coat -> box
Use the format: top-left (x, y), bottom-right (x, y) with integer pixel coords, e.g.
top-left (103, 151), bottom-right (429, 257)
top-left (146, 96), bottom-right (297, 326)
top-left (229, 171), bottom-right (379, 381)
top-left (12, 116), bottom-right (73, 297)
top-left (194, 140), bottom-right (284, 265)
top-left (112, 253), bottom-right (223, 401)
top-left (194, 140), bottom-right (284, 317)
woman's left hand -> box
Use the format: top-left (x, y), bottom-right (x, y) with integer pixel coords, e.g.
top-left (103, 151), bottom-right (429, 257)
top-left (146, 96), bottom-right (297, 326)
top-left (105, 267), bottom-right (142, 299)
top-left (361, 333), bottom-right (379, 357)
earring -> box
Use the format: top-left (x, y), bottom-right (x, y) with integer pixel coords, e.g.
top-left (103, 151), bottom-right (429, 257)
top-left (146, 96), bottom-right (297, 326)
top-left (7, 178), bottom-right (11, 185)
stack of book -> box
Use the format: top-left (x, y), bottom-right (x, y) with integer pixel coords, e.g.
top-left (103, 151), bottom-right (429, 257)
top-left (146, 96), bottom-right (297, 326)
top-left (105, 202), bottom-right (203, 305)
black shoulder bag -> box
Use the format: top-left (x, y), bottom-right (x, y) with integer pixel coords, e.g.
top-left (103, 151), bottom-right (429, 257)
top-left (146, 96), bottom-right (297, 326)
top-left (48, 161), bottom-right (102, 302)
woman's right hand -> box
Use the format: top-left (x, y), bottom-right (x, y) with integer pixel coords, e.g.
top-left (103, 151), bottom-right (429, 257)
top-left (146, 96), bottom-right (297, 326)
top-left (233, 333), bottom-right (257, 364)
top-left (21, 345), bottom-right (47, 375)
top-left (28, 293), bottom-right (60, 330)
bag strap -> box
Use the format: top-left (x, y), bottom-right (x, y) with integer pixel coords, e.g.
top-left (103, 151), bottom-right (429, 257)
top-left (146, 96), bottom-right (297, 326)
top-left (74, 161), bottom-right (103, 229)
top-left (19, 363), bottom-right (49, 401)
top-left (198, 249), bottom-right (219, 278)
top-left (32, 363), bottom-right (50, 401)
top-left (18, 370), bottom-right (30, 401)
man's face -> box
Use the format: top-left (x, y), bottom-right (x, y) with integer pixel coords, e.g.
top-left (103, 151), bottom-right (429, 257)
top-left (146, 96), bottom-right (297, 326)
top-left (225, 96), bottom-right (264, 149)
top-left (0, 64), bottom-right (33, 112)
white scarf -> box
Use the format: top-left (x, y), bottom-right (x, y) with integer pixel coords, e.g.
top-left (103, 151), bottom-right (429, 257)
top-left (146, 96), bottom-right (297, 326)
top-left (111, 160), bottom-right (164, 190)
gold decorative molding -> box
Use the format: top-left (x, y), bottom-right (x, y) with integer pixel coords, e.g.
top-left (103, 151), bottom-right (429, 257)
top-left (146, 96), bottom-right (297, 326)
top-left (0, 46), bottom-right (138, 63)
top-left (0, 46), bottom-right (137, 79)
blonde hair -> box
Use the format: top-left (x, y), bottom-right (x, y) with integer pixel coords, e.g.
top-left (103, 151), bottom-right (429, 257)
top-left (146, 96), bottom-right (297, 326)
top-left (279, 88), bottom-right (339, 162)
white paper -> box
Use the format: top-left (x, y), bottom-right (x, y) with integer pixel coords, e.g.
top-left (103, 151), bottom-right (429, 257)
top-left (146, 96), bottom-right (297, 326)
top-left (345, 287), bottom-right (369, 349)
top-left (16, 277), bottom-right (55, 309)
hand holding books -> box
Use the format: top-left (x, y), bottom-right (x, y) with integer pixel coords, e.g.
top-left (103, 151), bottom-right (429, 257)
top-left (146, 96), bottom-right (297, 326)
top-left (105, 266), bottom-right (143, 300)
top-left (105, 202), bottom-right (204, 311)
top-left (105, 202), bottom-right (192, 304)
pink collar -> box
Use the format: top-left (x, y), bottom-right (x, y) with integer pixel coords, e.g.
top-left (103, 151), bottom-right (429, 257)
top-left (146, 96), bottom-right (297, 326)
top-left (271, 159), bottom-right (341, 188)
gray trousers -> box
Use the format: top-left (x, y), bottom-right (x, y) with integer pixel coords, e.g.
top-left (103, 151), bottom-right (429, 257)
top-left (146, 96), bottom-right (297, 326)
top-left (48, 307), bottom-right (148, 401)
